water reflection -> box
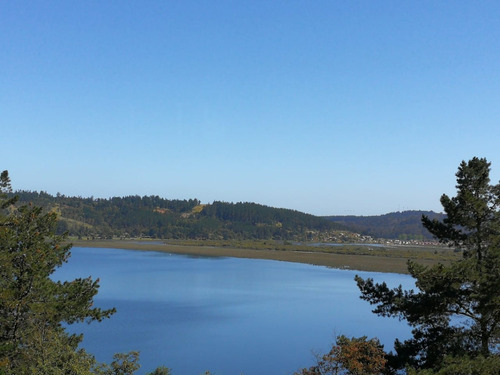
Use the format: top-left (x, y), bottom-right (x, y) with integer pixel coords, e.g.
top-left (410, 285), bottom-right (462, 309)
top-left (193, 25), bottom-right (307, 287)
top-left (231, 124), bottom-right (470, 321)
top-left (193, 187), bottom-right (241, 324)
top-left (55, 247), bottom-right (413, 375)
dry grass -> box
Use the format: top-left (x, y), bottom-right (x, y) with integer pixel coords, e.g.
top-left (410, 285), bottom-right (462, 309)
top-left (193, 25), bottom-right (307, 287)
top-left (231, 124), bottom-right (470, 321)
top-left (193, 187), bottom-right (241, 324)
top-left (70, 239), bottom-right (457, 274)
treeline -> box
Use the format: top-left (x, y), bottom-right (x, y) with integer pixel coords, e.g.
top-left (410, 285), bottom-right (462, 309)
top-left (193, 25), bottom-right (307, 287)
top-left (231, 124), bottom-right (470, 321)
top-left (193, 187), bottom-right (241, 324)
top-left (324, 210), bottom-right (445, 240)
top-left (12, 191), bottom-right (346, 241)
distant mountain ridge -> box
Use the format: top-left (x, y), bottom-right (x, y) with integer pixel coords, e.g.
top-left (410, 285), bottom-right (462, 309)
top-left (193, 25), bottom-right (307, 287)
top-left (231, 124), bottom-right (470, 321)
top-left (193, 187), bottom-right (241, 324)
top-left (10, 191), bottom-right (442, 241)
top-left (11, 191), bottom-right (346, 241)
top-left (324, 210), bottom-right (445, 240)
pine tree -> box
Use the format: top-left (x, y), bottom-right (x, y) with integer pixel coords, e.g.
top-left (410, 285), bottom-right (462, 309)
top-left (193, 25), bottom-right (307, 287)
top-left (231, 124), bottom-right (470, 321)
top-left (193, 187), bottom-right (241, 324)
top-left (355, 158), bottom-right (500, 372)
top-left (0, 170), bottom-right (115, 374)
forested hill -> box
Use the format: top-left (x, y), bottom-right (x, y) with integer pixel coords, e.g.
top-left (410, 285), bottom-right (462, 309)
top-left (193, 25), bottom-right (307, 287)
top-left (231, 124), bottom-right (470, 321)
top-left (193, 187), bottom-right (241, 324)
top-left (11, 191), bottom-right (346, 241)
top-left (324, 210), bottom-right (445, 240)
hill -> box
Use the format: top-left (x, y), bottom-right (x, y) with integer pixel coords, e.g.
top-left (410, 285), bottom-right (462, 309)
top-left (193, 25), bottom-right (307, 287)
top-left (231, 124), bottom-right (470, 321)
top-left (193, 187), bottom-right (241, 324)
top-left (11, 191), bottom-right (346, 241)
top-left (324, 210), bottom-right (445, 240)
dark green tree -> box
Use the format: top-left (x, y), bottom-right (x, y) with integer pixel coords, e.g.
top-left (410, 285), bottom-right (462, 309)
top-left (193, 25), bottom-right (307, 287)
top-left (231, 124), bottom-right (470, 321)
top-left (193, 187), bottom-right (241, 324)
top-left (0, 171), bottom-right (17, 211)
top-left (355, 158), bottom-right (500, 373)
top-left (94, 352), bottom-right (141, 375)
top-left (0, 170), bottom-right (115, 374)
top-left (145, 366), bottom-right (171, 375)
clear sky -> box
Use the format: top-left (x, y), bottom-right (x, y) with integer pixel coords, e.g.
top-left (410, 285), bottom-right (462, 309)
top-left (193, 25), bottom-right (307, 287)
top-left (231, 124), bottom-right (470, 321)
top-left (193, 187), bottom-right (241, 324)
top-left (1, 1), bottom-right (500, 216)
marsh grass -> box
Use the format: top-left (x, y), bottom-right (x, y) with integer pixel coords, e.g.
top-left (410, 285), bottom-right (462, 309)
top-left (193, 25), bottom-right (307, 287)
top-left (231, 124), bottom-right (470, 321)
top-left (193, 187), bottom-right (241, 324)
top-left (70, 238), bottom-right (459, 274)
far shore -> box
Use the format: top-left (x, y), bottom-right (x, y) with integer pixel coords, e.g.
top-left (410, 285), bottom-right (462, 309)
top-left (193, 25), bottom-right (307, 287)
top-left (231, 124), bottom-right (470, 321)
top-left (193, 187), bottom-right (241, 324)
top-left (70, 239), bottom-right (447, 274)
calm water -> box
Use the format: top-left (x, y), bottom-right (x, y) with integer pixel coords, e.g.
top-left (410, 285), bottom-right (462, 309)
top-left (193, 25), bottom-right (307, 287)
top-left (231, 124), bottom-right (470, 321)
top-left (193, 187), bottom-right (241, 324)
top-left (54, 247), bottom-right (414, 375)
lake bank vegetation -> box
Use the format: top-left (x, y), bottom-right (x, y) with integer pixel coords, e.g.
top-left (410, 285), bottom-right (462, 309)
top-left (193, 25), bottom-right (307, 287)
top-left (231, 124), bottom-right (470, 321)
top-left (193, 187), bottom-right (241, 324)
top-left (1, 157), bottom-right (499, 374)
top-left (71, 238), bottom-right (458, 274)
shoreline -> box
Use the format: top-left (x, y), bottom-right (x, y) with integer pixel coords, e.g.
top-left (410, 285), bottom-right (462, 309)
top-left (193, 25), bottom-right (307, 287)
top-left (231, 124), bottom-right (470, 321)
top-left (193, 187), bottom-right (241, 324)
top-left (69, 239), bottom-right (441, 274)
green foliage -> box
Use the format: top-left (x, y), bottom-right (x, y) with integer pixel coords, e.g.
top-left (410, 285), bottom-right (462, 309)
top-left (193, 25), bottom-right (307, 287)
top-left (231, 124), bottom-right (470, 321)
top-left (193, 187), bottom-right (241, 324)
top-left (0, 172), bottom-right (17, 211)
top-left (407, 355), bottom-right (500, 375)
top-left (93, 352), bottom-right (141, 375)
top-left (13, 327), bottom-right (97, 375)
top-left (355, 158), bottom-right (500, 373)
top-left (0, 170), bottom-right (115, 374)
top-left (146, 366), bottom-right (172, 375)
top-left (325, 211), bottom-right (445, 240)
top-left (11, 192), bottom-right (345, 240)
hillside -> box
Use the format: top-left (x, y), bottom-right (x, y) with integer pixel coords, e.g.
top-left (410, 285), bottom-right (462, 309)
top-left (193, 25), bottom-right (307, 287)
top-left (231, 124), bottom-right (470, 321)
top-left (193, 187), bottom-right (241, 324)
top-left (11, 191), bottom-right (443, 242)
top-left (324, 210), bottom-right (445, 240)
top-left (12, 191), bottom-right (346, 241)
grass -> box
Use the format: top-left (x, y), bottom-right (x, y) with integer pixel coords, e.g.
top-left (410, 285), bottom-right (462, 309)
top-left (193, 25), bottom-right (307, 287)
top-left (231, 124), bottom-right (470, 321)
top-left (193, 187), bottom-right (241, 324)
top-left (191, 204), bottom-right (206, 213)
top-left (69, 238), bottom-right (460, 274)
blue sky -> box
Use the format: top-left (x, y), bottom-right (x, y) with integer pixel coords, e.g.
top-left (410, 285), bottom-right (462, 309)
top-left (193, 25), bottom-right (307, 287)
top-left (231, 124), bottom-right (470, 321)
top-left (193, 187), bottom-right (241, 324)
top-left (1, 1), bottom-right (499, 216)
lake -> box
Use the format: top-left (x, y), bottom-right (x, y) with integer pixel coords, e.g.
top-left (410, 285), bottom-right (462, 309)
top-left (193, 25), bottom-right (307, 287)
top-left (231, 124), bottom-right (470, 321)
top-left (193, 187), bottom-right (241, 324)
top-left (55, 247), bottom-right (414, 375)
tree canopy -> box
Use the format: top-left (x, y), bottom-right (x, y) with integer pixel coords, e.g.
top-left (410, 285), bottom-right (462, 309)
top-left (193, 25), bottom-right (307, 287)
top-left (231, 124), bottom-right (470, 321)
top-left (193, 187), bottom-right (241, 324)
top-left (325, 211), bottom-right (445, 240)
top-left (295, 335), bottom-right (387, 375)
top-left (11, 192), bottom-right (345, 241)
top-left (0, 170), bottom-right (117, 373)
top-left (355, 157), bottom-right (500, 373)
